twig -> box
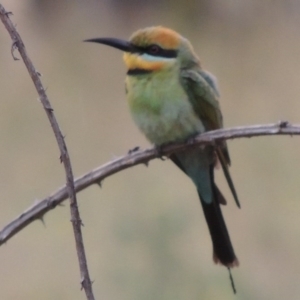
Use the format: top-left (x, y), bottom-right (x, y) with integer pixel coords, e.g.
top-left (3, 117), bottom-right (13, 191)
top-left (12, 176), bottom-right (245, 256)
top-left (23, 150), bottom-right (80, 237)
top-left (0, 5), bottom-right (95, 300)
top-left (0, 121), bottom-right (299, 246)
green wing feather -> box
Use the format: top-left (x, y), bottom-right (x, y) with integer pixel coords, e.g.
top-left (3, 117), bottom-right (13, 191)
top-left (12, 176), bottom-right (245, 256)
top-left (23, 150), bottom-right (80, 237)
top-left (180, 68), bottom-right (240, 208)
top-left (180, 69), bottom-right (222, 130)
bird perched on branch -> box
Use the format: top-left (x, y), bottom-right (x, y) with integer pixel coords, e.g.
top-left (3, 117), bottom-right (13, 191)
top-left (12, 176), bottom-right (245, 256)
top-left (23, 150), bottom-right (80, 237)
top-left (85, 26), bottom-right (240, 268)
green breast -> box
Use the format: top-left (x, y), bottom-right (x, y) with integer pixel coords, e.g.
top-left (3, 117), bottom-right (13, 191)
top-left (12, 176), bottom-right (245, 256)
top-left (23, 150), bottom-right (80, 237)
top-left (126, 71), bottom-right (204, 145)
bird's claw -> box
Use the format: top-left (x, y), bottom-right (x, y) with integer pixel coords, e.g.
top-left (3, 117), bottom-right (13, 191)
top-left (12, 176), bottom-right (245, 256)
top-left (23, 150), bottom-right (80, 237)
top-left (154, 145), bottom-right (166, 160)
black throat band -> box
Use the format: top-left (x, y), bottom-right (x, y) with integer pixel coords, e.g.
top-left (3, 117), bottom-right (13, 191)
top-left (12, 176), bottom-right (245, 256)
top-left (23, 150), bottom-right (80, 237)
top-left (127, 68), bottom-right (152, 76)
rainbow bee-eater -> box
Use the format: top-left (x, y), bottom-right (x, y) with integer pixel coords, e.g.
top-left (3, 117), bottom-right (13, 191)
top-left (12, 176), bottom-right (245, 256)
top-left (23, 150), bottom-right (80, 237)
top-left (85, 26), bottom-right (240, 268)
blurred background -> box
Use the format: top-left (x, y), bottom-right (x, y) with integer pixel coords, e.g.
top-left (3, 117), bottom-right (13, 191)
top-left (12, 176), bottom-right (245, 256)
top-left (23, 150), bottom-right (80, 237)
top-left (1, 0), bottom-right (300, 299)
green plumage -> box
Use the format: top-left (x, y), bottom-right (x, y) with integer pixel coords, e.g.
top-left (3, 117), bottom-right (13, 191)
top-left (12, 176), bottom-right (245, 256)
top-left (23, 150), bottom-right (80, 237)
top-left (87, 26), bottom-right (240, 267)
top-left (126, 61), bottom-right (240, 266)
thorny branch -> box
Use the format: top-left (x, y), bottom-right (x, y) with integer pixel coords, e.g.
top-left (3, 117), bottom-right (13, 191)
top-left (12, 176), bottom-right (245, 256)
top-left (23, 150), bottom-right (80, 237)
top-left (0, 121), bottom-right (299, 246)
top-left (1, 3), bottom-right (300, 298)
top-left (0, 5), bottom-right (95, 300)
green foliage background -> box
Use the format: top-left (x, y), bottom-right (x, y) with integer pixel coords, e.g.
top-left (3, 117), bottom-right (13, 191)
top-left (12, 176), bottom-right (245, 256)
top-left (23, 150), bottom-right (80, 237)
top-left (1, 1), bottom-right (300, 299)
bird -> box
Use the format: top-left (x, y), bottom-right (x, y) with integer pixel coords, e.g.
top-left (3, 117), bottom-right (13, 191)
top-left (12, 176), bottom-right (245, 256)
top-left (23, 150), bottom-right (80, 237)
top-left (85, 26), bottom-right (240, 268)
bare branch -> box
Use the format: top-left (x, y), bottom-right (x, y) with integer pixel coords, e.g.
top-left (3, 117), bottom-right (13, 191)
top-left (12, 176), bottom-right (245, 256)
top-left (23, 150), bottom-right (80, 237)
top-left (0, 121), bottom-right (299, 246)
top-left (0, 5), bottom-right (95, 300)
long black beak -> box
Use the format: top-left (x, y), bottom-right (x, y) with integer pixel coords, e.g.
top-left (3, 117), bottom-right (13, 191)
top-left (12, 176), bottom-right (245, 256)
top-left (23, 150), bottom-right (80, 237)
top-left (84, 37), bottom-right (134, 52)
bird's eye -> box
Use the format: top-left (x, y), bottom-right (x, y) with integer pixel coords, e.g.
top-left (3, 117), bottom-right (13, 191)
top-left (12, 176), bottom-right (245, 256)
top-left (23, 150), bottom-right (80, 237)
top-left (148, 45), bottom-right (160, 55)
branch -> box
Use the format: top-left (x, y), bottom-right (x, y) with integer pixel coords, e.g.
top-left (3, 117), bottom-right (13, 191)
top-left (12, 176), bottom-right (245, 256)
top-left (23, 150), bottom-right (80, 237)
top-left (0, 121), bottom-right (299, 246)
top-left (0, 5), bottom-right (95, 300)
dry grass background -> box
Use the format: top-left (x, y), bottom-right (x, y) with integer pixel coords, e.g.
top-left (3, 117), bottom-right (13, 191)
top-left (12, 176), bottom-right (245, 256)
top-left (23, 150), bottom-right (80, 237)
top-left (1, 1), bottom-right (300, 299)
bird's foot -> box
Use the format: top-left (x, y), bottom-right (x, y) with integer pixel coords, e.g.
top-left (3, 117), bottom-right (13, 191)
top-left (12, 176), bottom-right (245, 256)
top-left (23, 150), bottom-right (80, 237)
top-left (154, 145), bottom-right (166, 160)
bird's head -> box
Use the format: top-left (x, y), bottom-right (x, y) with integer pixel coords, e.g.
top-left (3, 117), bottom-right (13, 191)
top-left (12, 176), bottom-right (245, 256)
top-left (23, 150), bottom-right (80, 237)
top-left (85, 26), bottom-right (200, 75)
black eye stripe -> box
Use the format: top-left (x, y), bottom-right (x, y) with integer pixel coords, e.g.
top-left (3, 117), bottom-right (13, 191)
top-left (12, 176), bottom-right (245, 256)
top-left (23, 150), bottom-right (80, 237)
top-left (133, 44), bottom-right (177, 58)
top-left (145, 45), bottom-right (177, 58)
top-left (147, 45), bottom-right (160, 54)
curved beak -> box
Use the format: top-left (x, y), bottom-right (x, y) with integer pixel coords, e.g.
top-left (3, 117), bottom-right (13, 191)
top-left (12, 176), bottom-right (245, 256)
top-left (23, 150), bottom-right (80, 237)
top-left (84, 37), bottom-right (135, 52)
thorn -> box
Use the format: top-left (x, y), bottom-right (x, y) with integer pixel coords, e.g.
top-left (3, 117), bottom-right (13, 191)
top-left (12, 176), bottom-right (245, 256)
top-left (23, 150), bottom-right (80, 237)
top-left (128, 146), bottom-right (140, 154)
top-left (45, 106), bottom-right (54, 112)
top-left (38, 215), bottom-right (46, 227)
top-left (278, 120), bottom-right (289, 128)
top-left (96, 181), bottom-right (102, 188)
top-left (11, 41), bottom-right (19, 61)
top-left (37, 71), bottom-right (42, 77)
top-left (58, 202), bottom-right (65, 207)
top-left (5, 11), bottom-right (13, 17)
top-left (228, 267), bottom-right (237, 294)
top-left (59, 155), bottom-right (63, 163)
top-left (70, 218), bottom-right (84, 226)
top-left (80, 277), bottom-right (85, 290)
top-left (143, 160), bottom-right (149, 167)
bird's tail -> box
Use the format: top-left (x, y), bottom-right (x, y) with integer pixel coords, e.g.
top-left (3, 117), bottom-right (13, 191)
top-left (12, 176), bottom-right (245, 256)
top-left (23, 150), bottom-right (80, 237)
top-left (198, 167), bottom-right (239, 268)
top-left (170, 151), bottom-right (238, 267)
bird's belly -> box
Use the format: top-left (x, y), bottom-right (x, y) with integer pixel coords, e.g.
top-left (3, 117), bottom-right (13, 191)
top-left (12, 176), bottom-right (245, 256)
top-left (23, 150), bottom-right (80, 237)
top-left (128, 80), bottom-right (204, 145)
